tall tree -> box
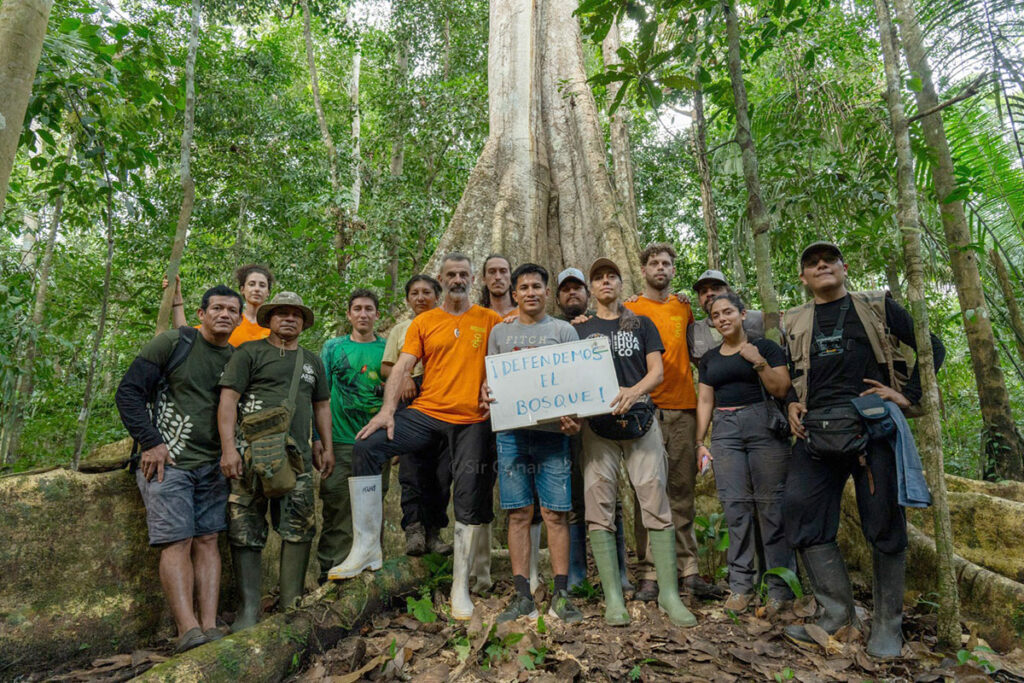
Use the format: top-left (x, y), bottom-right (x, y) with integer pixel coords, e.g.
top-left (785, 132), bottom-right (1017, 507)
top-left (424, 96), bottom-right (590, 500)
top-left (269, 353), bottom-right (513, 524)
top-left (990, 249), bottom-right (1024, 366)
top-left (427, 0), bottom-right (642, 290)
top-left (892, 0), bottom-right (1024, 480)
top-left (874, 0), bottom-right (961, 646)
top-left (155, 0), bottom-right (201, 334)
top-left (0, 0), bottom-right (53, 213)
top-left (602, 18), bottom-right (639, 235)
top-left (692, 82), bottom-right (720, 270)
top-left (724, 2), bottom-right (780, 337)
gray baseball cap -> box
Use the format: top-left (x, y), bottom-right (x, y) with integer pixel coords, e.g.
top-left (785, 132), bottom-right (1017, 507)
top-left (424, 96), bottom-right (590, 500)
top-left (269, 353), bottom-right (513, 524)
top-left (799, 241), bottom-right (843, 270)
top-left (556, 267), bottom-right (586, 289)
top-left (692, 269), bottom-right (730, 292)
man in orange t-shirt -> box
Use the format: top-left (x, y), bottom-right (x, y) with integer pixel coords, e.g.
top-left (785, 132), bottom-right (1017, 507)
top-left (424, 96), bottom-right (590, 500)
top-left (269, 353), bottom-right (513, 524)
top-left (624, 243), bottom-right (724, 601)
top-left (326, 253), bottom-right (501, 622)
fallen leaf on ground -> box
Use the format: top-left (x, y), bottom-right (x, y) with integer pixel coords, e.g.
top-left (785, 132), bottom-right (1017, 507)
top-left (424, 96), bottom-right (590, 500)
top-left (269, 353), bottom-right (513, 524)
top-left (331, 653), bottom-right (386, 683)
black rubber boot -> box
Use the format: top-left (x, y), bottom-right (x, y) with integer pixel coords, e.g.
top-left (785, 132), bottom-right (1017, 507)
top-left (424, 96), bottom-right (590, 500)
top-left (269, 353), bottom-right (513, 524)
top-left (279, 541), bottom-right (311, 610)
top-left (231, 545), bottom-right (263, 631)
top-left (784, 542), bottom-right (858, 645)
top-left (866, 548), bottom-right (905, 659)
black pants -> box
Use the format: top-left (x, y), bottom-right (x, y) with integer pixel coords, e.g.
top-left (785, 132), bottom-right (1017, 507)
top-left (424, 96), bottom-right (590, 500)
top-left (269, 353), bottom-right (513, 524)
top-left (783, 436), bottom-right (907, 555)
top-left (353, 407), bottom-right (495, 525)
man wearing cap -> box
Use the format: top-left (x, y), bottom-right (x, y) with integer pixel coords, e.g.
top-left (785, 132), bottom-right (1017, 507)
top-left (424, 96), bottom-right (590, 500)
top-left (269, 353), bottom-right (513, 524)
top-left (555, 267), bottom-right (635, 595)
top-left (327, 253), bottom-right (502, 623)
top-left (574, 256), bottom-right (697, 628)
top-left (217, 291), bottom-right (334, 631)
top-left (688, 269), bottom-right (765, 362)
top-left (624, 243), bottom-right (723, 601)
top-left (780, 241), bottom-right (944, 658)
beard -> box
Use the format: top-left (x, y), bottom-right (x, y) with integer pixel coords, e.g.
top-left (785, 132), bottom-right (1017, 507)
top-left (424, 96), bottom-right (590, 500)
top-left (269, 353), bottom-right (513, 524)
top-left (560, 301), bottom-right (587, 318)
top-left (448, 284), bottom-right (467, 294)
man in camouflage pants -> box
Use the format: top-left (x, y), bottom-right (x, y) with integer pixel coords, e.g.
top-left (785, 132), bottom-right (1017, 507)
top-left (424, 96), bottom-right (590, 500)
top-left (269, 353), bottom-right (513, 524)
top-left (218, 292), bottom-right (334, 631)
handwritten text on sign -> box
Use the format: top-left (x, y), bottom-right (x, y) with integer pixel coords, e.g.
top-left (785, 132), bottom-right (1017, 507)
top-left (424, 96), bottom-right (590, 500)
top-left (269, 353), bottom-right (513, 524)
top-left (486, 337), bottom-right (619, 431)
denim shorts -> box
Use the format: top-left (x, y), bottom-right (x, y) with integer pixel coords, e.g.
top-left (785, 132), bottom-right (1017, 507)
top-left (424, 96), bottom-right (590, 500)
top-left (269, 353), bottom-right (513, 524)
top-left (136, 461), bottom-right (229, 546)
top-left (495, 429), bottom-right (571, 511)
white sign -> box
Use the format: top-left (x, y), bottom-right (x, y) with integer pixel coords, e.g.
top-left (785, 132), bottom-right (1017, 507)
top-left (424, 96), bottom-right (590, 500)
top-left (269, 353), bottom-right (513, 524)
top-left (485, 337), bottom-right (619, 432)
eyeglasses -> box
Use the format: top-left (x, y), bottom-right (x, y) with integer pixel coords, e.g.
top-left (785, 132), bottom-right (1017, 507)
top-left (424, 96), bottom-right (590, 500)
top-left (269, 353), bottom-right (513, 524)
top-left (802, 253), bottom-right (841, 268)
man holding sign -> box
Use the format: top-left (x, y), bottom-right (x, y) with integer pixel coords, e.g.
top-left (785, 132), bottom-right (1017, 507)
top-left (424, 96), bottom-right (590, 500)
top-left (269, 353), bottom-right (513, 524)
top-left (574, 257), bottom-right (697, 628)
top-left (485, 264), bottom-right (584, 624)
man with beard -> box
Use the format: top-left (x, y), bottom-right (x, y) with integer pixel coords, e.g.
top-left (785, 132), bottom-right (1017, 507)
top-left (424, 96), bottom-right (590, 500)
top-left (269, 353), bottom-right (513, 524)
top-left (116, 285), bottom-right (243, 652)
top-left (328, 253), bottom-right (501, 622)
top-left (624, 244), bottom-right (724, 601)
top-left (481, 254), bottom-right (517, 316)
top-left (687, 269), bottom-right (764, 362)
top-left (218, 292), bottom-right (334, 630)
top-left (555, 268), bottom-right (633, 594)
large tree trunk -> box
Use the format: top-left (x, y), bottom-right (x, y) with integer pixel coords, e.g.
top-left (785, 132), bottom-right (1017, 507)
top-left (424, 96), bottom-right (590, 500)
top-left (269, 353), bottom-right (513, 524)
top-left (692, 83), bottom-right (720, 271)
top-left (892, 0), bottom-right (1024, 481)
top-left (601, 19), bottom-right (638, 236)
top-left (426, 0), bottom-right (642, 292)
top-left (990, 248), bottom-right (1024, 366)
top-left (3, 166), bottom-right (66, 465)
top-left (155, 0), bottom-right (200, 334)
top-left (0, 0), bottom-right (52, 213)
top-left (724, 3), bottom-right (780, 337)
top-left (71, 185), bottom-right (115, 469)
top-left (874, 0), bottom-right (961, 646)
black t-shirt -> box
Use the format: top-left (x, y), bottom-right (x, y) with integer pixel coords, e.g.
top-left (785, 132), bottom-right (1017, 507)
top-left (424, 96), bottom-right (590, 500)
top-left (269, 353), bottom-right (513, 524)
top-left (574, 313), bottom-right (664, 388)
top-left (795, 294), bottom-right (945, 409)
top-left (698, 337), bottom-right (786, 407)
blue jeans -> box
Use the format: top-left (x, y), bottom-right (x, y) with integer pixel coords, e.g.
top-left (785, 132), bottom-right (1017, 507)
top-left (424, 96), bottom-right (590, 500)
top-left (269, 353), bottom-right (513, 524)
top-left (496, 429), bottom-right (571, 511)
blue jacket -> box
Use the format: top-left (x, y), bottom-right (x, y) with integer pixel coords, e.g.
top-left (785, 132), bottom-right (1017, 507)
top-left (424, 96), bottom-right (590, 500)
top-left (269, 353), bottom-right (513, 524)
top-left (887, 401), bottom-right (931, 508)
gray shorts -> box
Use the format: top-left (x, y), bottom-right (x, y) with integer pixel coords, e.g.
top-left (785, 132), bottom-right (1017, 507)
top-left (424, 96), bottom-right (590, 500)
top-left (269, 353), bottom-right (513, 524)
top-left (136, 461), bottom-right (229, 546)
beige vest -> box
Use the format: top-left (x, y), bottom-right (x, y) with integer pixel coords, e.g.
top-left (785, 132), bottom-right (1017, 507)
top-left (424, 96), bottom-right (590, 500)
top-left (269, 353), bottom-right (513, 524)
top-left (781, 291), bottom-right (910, 406)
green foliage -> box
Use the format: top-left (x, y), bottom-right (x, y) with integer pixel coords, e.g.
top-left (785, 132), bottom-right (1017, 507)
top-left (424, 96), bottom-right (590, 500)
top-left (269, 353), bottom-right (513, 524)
top-left (482, 625), bottom-right (525, 669)
top-left (518, 646), bottom-right (548, 671)
top-left (406, 588), bottom-right (437, 624)
top-left (569, 578), bottom-right (601, 600)
top-left (956, 646), bottom-right (998, 673)
top-left (757, 567), bottom-right (803, 601)
top-left (774, 666), bottom-right (795, 681)
top-left (694, 512), bottom-right (729, 581)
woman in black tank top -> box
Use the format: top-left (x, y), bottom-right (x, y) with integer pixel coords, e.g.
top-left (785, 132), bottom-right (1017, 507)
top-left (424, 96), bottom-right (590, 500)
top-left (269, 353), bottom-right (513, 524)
top-left (694, 293), bottom-right (797, 613)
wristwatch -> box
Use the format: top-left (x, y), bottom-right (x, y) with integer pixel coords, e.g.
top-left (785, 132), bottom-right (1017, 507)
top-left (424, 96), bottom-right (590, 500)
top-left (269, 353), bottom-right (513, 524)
top-left (752, 359), bottom-right (768, 372)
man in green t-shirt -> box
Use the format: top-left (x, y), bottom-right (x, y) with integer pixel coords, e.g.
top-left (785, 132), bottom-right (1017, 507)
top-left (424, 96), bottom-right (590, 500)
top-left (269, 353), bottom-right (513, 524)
top-left (217, 291), bottom-right (334, 631)
top-left (315, 289), bottom-right (389, 583)
top-left (115, 285), bottom-right (243, 653)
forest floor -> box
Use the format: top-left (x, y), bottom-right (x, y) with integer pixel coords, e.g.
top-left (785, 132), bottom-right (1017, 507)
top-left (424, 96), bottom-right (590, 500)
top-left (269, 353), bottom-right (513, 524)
top-left (31, 558), bottom-right (1024, 683)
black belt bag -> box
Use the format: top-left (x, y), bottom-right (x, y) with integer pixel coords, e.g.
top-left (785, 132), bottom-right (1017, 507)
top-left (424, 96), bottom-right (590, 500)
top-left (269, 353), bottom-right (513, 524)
top-left (803, 403), bottom-right (867, 460)
top-left (589, 397), bottom-right (655, 441)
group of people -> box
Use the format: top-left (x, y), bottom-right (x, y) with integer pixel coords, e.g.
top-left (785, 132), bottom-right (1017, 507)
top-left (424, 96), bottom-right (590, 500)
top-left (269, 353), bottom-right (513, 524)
top-left (117, 241), bottom-right (940, 662)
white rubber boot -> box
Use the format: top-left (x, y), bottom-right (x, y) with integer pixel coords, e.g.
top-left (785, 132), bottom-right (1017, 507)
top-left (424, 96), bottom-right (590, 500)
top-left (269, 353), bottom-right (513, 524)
top-left (327, 475), bottom-right (383, 580)
top-left (469, 522), bottom-right (493, 594)
top-left (452, 522), bottom-right (478, 620)
top-left (529, 523), bottom-right (542, 594)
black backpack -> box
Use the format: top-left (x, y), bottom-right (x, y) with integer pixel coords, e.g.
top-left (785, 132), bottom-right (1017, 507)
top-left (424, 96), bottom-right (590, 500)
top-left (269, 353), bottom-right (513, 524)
top-left (129, 326), bottom-right (199, 465)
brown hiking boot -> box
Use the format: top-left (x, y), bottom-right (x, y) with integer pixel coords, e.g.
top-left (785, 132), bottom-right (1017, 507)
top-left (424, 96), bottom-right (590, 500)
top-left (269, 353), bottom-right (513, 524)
top-left (634, 579), bottom-right (659, 602)
top-left (426, 527), bottom-right (453, 555)
top-left (683, 574), bottom-right (726, 599)
top-left (405, 523), bottom-right (427, 556)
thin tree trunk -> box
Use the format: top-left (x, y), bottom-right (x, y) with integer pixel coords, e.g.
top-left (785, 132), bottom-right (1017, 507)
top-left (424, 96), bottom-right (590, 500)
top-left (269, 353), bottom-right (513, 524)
top-left (232, 194), bottom-right (248, 262)
top-left (0, 0), bottom-right (53, 213)
top-left (155, 0), bottom-right (200, 334)
top-left (72, 183), bottom-right (116, 470)
top-left (884, 244), bottom-right (903, 304)
top-left (349, 40), bottom-right (362, 218)
top-left (692, 83), bottom-right (720, 270)
top-left (19, 211), bottom-right (39, 270)
top-left (990, 248), bottom-right (1024, 366)
top-left (428, 0), bottom-right (642, 291)
top-left (302, 0), bottom-right (340, 194)
top-left (387, 45), bottom-right (408, 303)
top-left (602, 18), bottom-right (638, 235)
top-left (724, 3), bottom-right (780, 337)
top-left (893, 0), bottom-right (1024, 481)
top-left (3, 164), bottom-right (67, 464)
top-left (874, 0), bottom-right (961, 647)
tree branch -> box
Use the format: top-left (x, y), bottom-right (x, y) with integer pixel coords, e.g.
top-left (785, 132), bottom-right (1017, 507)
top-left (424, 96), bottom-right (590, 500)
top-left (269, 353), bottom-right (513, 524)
top-left (909, 73), bottom-right (988, 122)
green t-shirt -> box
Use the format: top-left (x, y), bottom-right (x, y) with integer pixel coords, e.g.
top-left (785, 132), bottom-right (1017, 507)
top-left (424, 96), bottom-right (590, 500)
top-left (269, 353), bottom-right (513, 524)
top-left (218, 338), bottom-right (329, 458)
top-left (139, 329), bottom-right (234, 470)
top-left (322, 334), bottom-right (386, 444)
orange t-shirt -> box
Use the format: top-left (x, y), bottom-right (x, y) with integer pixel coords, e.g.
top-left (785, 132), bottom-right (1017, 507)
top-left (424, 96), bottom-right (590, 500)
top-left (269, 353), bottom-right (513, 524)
top-left (194, 314), bottom-right (269, 346)
top-left (625, 296), bottom-right (697, 409)
top-left (402, 305), bottom-right (502, 424)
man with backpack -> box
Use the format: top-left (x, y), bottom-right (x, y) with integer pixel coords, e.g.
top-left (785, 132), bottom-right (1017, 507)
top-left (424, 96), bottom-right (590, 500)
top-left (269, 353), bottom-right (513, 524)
top-left (217, 291), bottom-right (334, 631)
top-left (781, 241), bottom-right (945, 658)
top-left (115, 285), bottom-right (243, 653)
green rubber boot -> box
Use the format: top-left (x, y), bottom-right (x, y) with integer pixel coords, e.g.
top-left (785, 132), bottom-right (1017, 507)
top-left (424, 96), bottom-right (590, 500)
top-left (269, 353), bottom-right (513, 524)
top-left (231, 545), bottom-right (263, 631)
top-left (279, 541), bottom-right (312, 611)
top-left (649, 529), bottom-right (698, 628)
top-left (589, 529), bottom-right (630, 626)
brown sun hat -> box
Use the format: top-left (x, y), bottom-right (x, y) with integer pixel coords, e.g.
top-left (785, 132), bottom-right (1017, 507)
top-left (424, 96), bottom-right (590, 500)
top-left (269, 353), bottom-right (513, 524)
top-left (256, 291), bottom-right (315, 330)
